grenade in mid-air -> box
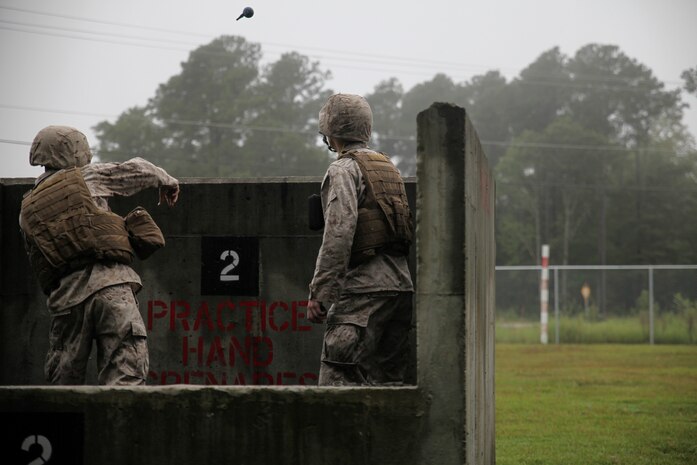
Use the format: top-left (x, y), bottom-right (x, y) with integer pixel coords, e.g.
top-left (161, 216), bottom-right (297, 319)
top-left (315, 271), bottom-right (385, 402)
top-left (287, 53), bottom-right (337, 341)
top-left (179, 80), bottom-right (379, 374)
top-left (236, 7), bottom-right (254, 20)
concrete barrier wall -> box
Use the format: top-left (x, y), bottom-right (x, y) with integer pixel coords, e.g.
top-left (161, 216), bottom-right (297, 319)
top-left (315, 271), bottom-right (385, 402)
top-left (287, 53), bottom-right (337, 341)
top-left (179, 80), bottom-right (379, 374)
top-left (0, 103), bottom-right (495, 465)
top-left (0, 176), bottom-right (415, 386)
top-left (0, 385), bottom-right (425, 464)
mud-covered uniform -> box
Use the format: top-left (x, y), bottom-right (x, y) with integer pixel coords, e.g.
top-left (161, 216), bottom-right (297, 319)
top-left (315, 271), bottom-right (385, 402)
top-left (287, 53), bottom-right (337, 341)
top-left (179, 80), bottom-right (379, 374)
top-left (309, 142), bottom-right (413, 385)
top-left (20, 157), bottom-right (178, 385)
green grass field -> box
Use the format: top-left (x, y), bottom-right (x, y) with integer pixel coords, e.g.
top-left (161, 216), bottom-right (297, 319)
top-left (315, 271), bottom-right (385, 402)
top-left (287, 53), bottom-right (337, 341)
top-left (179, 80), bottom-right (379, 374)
top-left (496, 344), bottom-right (697, 465)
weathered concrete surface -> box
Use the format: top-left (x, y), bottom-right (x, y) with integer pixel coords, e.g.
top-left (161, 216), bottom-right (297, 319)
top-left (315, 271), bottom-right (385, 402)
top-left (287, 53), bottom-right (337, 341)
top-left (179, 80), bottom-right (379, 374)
top-left (416, 103), bottom-right (496, 465)
top-left (0, 102), bottom-right (494, 465)
top-left (0, 385), bottom-right (425, 464)
top-left (0, 177), bottom-right (416, 386)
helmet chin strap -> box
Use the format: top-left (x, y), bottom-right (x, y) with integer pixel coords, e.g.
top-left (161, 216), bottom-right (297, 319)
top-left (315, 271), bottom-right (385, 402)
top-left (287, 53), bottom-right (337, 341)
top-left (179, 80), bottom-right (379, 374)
top-left (322, 135), bottom-right (337, 152)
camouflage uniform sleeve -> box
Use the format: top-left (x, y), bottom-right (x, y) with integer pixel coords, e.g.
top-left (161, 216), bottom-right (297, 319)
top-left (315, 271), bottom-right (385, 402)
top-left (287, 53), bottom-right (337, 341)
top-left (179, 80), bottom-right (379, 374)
top-left (309, 160), bottom-right (361, 304)
top-left (81, 157), bottom-right (179, 198)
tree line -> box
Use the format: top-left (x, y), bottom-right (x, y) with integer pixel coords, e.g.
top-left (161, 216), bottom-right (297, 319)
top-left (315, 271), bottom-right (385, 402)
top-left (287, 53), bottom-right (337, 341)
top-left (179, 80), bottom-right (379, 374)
top-left (95, 36), bottom-right (697, 270)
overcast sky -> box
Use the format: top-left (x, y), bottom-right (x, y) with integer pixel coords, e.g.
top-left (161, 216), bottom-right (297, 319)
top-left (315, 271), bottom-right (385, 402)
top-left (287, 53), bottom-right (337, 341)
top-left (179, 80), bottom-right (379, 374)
top-left (1, 0), bottom-right (696, 178)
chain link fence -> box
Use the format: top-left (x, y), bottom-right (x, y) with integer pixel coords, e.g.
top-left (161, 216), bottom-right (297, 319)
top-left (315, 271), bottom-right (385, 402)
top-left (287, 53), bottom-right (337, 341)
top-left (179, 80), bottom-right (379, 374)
top-left (496, 265), bottom-right (697, 344)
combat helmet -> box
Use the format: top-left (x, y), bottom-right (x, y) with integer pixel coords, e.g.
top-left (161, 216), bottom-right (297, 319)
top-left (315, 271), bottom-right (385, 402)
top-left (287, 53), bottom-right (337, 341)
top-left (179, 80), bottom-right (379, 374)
top-left (319, 94), bottom-right (372, 146)
top-left (29, 125), bottom-right (92, 170)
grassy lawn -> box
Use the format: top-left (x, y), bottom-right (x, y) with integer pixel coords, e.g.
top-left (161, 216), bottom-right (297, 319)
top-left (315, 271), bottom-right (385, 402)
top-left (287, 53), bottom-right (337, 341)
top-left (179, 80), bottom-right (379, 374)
top-left (496, 344), bottom-right (697, 465)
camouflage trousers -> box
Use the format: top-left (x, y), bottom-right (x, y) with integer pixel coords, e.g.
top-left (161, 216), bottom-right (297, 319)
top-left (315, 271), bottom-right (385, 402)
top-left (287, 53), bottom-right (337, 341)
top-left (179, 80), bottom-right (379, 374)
top-left (318, 292), bottom-right (413, 386)
top-left (45, 283), bottom-right (149, 385)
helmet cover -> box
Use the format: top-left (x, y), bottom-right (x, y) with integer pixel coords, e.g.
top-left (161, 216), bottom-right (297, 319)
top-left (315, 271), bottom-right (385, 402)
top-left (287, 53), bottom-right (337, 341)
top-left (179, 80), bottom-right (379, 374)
top-left (29, 125), bottom-right (92, 169)
top-left (318, 94), bottom-right (372, 143)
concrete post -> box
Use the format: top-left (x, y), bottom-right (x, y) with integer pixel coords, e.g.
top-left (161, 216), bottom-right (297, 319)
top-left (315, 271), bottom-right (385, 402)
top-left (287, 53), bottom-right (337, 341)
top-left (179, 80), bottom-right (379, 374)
top-left (416, 103), bottom-right (496, 465)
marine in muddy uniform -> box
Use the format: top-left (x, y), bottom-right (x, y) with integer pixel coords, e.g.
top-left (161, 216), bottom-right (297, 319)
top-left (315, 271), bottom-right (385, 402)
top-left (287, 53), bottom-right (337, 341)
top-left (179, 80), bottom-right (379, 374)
top-left (19, 125), bottom-right (180, 385)
top-left (308, 94), bottom-right (414, 385)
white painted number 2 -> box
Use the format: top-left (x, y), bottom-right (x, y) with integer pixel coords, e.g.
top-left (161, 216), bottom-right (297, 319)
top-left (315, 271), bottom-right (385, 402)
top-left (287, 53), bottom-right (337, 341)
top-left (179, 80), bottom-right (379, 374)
top-left (21, 435), bottom-right (52, 465)
top-left (220, 250), bottom-right (240, 282)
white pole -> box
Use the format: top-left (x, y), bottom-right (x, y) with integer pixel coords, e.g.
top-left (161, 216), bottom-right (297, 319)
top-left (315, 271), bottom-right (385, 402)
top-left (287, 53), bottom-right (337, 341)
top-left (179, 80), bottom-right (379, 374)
top-left (540, 244), bottom-right (550, 344)
top-left (649, 267), bottom-right (654, 345)
top-left (554, 267), bottom-right (560, 344)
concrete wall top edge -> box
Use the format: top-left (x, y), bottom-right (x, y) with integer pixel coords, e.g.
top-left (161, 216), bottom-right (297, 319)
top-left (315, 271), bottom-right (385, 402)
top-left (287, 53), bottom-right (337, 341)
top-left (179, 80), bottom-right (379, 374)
top-left (0, 177), bottom-right (325, 185)
top-left (0, 385), bottom-right (425, 408)
top-left (179, 177), bottom-right (323, 184)
top-left (0, 178), bottom-right (35, 184)
top-left (0, 385), bottom-right (421, 395)
top-left (2, 176), bottom-right (417, 185)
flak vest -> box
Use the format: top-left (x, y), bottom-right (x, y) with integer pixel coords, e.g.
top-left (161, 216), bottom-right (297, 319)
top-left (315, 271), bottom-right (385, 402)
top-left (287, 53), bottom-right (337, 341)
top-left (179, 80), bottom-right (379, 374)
top-left (338, 149), bottom-right (413, 267)
top-left (19, 167), bottom-right (133, 294)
